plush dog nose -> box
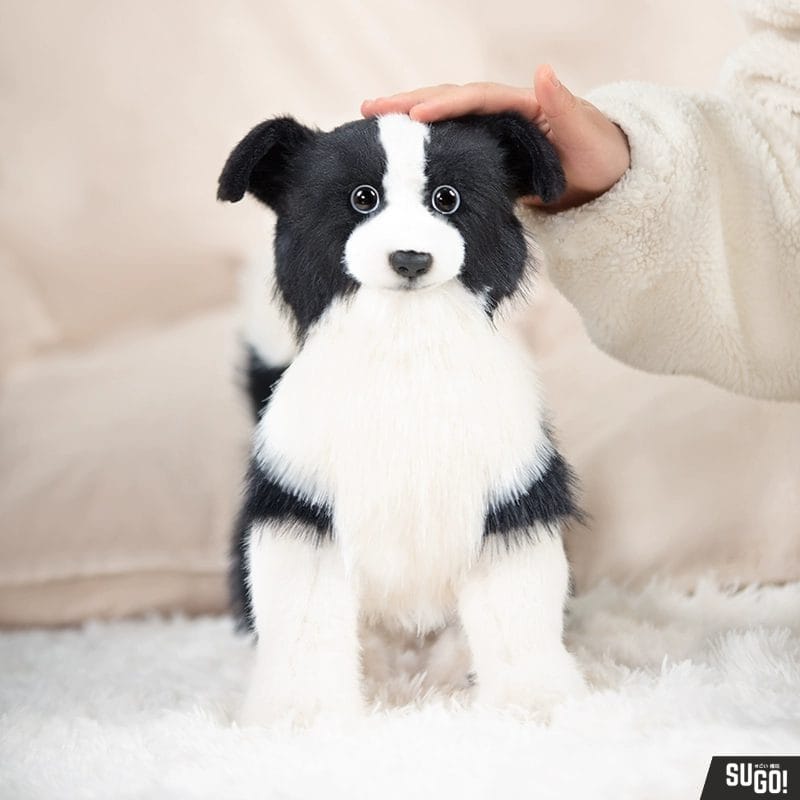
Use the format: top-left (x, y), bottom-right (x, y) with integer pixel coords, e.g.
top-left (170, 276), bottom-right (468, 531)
top-left (389, 250), bottom-right (433, 279)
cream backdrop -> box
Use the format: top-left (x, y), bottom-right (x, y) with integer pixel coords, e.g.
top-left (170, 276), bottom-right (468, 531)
top-left (2, 0), bottom-right (796, 625)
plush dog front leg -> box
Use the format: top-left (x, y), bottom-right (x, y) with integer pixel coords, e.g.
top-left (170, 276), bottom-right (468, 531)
top-left (458, 531), bottom-right (586, 719)
top-left (239, 525), bottom-right (363, 727)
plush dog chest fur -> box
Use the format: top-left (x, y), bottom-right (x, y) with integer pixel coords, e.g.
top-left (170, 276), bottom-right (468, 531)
top-left (255, 283), bottom-right (555, 630)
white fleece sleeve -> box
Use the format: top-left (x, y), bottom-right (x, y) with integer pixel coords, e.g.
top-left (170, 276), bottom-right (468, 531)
top-left (524, 0), bottom-right (800, 401)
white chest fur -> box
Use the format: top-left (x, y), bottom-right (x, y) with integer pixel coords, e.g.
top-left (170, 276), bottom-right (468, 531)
top-left (256, 283), bottom-right (551, 630)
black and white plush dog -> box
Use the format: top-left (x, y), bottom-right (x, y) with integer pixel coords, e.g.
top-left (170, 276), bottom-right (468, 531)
top-left (218, 112), bottom-right (586, 725)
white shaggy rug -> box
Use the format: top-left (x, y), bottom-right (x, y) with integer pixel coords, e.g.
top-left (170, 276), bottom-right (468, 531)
top-left (1, 580), bottom-right (799, 800)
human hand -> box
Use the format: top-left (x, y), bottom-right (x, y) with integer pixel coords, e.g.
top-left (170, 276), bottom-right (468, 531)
top-left (361, 65), bottom-right (630, 211)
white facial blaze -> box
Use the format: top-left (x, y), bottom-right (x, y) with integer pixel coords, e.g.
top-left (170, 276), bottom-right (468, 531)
top-left (343, 114), bottom-right (465, 290)
top-left (379, 113), bottom-right (428, 206)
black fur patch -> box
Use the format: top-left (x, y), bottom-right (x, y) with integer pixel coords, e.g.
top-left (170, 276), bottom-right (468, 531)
top-left (217, 116), bottom-right (317, 211)
top-left (484, 449), bottom-right (579, 537)
top-left (243, 346), bottom-right (287, 421)
top-left (242, 459), bottom-right (332, 535)
top-left (272, 120), bottom-right (386, 337)
top-left (425, 114), bottom-right (564, 312)
top-left (219, 117), bottom-right (388, 338)
top-left (476, 113), bottom-right (566, 203)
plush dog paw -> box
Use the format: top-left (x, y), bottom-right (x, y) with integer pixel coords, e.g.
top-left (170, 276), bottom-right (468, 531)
top-left (474, 651), bottom-right (587, 721)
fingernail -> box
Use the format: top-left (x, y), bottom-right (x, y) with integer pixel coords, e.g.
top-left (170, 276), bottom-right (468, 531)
top-left (549, 68), bottom-right (560, 88)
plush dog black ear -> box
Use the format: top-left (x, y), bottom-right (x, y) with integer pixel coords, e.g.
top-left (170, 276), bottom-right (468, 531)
top-left (217, 116), bottom-right (316, 210)
top-left (478, 113), bottom-right (566, 204)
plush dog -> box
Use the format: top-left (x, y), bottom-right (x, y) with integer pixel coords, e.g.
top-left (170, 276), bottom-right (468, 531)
top-left (218, 112), bottom-right (586, 725)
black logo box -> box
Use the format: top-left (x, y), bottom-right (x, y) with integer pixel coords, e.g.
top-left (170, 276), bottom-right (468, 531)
top-left (701, 756), bottom-right (799, 799)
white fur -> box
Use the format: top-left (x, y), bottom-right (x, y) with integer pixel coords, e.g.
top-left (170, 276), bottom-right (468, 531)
top-left (238, 245), bottom-right (297, 367)
top-left (344, 116), bottom-right (465, 290)
top-left (242, 523), bottom-right (363, 726)
top-left (460, 534), bottom-right (586, 717)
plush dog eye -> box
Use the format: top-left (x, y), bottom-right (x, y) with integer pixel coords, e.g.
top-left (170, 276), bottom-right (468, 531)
top-left (350, 185), bottom-right (380, 214)
top-left (431, 185), bottom-right (460, 215)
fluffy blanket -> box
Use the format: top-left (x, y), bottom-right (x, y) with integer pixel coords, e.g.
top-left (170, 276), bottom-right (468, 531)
top-left (1, 580), bottom-right (798, 799)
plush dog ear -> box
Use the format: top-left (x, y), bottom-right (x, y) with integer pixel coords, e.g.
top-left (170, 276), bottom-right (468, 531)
top-left (478, 113), bottom-right (566, 204)
top-left (217, 116), bottom-right (316, 210)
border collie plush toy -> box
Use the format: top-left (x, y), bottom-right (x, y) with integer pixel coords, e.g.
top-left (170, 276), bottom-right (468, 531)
top-left (218, 112), bottom-right (586, 725)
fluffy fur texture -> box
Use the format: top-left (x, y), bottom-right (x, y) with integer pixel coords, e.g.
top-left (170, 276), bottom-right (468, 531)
top-left (220, 112), bottom-right (581, 725)
top-left (2, 580), bottom-right (799, 799)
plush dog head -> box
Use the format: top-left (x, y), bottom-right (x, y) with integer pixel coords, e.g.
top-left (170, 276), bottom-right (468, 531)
top-left (218, 113), bottom-right (564, 336)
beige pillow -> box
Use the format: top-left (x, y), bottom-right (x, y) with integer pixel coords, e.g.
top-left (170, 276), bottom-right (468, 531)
top-left (0, 251), bottom-right (58, 373)
top-left (0, 309), bottom-right (247, 626)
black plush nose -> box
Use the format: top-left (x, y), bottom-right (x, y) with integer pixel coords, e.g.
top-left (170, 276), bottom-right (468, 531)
top-left (389, 250), bottom-right (432, 279)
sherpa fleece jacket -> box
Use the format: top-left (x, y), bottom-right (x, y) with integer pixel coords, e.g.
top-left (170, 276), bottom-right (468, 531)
top-left (525, 0), bottom-right (800, 401)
